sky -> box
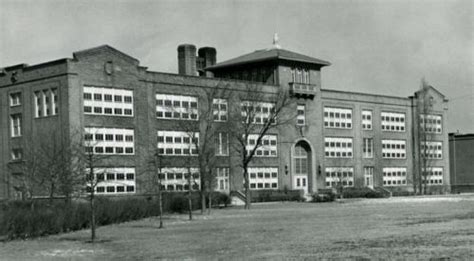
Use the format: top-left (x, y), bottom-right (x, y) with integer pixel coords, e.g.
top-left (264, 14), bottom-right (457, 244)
top-left (0, 0), bottom-right (472, 133)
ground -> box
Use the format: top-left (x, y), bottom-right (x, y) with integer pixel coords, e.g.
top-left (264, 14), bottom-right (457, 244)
top-left (1, 194), bottom-right (474, 260)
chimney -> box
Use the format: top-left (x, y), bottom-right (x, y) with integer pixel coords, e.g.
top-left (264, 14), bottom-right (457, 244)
top-left (198, 47), bottom-right (216, 77)
top-left (177, 44), bottom-right (197, 76)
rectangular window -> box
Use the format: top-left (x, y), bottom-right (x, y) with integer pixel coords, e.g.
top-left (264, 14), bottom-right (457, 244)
top-left (10, 114), bottom-right (22, 137)
top-left (420, 114), bottom-right (442, 134)
top-left (84, 86), bottom-right (134, 117)
top-left (213, 98), bottom-right (228, 122)
top-left (246, 134), bottom-right (277, 157)
top-left (241, 101), bottom-right (276, 125)
top-left (324, 107), bottom-right (352, 129)
top-left (325, 167), bottom-right (354, 188)
top-left (84, 127), bottom-right (134, 155)
top-left (10, 92), bottom-right (21, 106)
top-left (296, 105), bottom-right (305, 125)
top-left (157, 131), bottom-right (199, 156)
top-left (215, 167), bottom-right (230, 191)
top-left (422, 167), bottom-right (443, 185)
top-left (34, 91), bottom-right (42, 117)
top-left (362, 110), bottom-right (372, 130)
top-left (215, 132), bottom-right (229, 156)
top-left (11, 148), bottom-right (23, 160)
top-left (363, 138), bottom-right (373, 158)
top-left (382, 140), bottom-right (406, 159)
top-left (381, 112), bottom-right (405, 132)
top-left (248, 167), bottom-right (278, 190)
top-left (383, 167), bottom-right (407, 186)
top-left (421, 141), bottom-right (443, 159)
top-left (160, 167), bottom-right (201, 191)
top-left (89, 167), bottom-right (136, 195)
top-left (51, 88), bottom-right (58, 115)
top-left (156, 94), bottom-right (198, 121)
top-left (324, 137), bottom-right (353, 158)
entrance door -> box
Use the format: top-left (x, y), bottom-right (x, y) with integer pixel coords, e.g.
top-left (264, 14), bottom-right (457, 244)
top-left (364, 167), bottom-right (374, 189)
top-left (293, 141), bottom-right (311, 194)
top-left (294, 176), bottom-right (308, 194)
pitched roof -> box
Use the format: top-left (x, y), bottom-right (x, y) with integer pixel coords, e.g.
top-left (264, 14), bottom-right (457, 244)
top-left (205, 48), bottom-right (330, 70)
top-left (73, 45), bottom-right (139, 65)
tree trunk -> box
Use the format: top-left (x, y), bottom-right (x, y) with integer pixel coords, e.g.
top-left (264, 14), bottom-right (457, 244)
top-left (201, 192), bottom-right (206, 214)
top-left (90, 190), bottom-right (96, 242)
top-left (243, 168), bottom-right (250, 210)
top-left (158, 189), bottom-right (163, 229)
top-left (207, 192), bottom-right (212, 215)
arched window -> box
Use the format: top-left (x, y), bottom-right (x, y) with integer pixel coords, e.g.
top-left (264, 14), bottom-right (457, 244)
top-left (294, 143), bottom-right (308, 175)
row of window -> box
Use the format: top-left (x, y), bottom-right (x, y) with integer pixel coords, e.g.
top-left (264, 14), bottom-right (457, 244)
top-left (84, 127), bottom-right (135, 155)
top-left (325, 167), bottom-right (354, 187)
top-left (420, 114), bottom-right (442, 133)
top-left (34, 88), bottom-right (59, 118)
top-left (247, 167), bottom-right (278, 190)
top-left (157, 131), bottom-right (199, 156)
top-left (155, 94), bottom-right (199, 120)
top-left (246, 134), bottom-right (278, 157)
top-left (87, 168), bottom-right (136, 195)
top-left (84, 87), bottom-right (133, 117)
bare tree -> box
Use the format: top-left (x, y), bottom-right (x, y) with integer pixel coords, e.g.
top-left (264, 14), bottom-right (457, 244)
top-left (228, 83), bottom-right (294, 209)
top-left (415, 79), bottom-right (438, 195)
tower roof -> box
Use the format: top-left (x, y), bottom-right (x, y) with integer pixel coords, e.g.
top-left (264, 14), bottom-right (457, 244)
top-left (205, 48), bottom-right (330, 71)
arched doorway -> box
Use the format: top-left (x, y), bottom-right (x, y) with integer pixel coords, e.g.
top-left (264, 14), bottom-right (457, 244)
top-left (293, 141), bottom-right (312, 194)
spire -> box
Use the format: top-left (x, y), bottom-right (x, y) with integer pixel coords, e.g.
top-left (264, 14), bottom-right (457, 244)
top-left (272, 33), bottom-right (281, 49)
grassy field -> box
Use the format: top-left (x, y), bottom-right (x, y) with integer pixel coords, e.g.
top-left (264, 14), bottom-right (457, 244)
top-left (1, 194), bottom-right (474, 260)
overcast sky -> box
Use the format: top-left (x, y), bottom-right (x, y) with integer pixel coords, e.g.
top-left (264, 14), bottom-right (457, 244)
top-left (1, 0), bottom-right (472, 133)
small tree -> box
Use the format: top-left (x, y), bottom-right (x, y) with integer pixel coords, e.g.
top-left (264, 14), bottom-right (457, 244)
top-left (228, 83), bottom-right (294, 209)
top-left (415, 79), bottom-right (438, 195)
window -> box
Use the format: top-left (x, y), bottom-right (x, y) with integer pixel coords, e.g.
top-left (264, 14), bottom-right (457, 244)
top-left (291, 68), bottom-right (310, 84)
top-left (383, 167), bottom-right (407, 186)
top-left (362, 110), bottom-right (372, 130)
top-left (89, 167), bottom-right (136, 195)
top-left (10, 92), bottom-right (21, 106)
top-left (420, 114), bottom-right (442, 134)
top-left (248, 167), bottom-right (278, 190)
top-left (421, 141), bottom-right (443, 159)
top-left (422, 167), bottom-right (443, 185)
top-left (241, 101), bottom-right (276, 125)
top-left (215, 132), bottom-right (229, 156)
top-left (324, 137), bottom-right (353, 158)
top-left (324, 107), bottom-right (352, 129)
top-left (325, 167), bottom-right (354, 188)
top-left (382, 140), bottom-right (406, 159)
top-left (10, 114), bottom-right (22, 137)
top-left (84, 127), bottom-right (134, 155)
top-left (212, 98), bottom-right (228, 122)
top-left (364, 167), bottom-right (374, 187)
top-left (34, 88), bottom-right (59, 117)
top-left (294, 144), bottom-right (308, 175)
top-left (215, 168), bottom-right (230, 191)
top-left (157, 131), bottom-right (199, 156)
top-left (83, 86), bottom-right (134, 117)
top-left (246, 134), bottom-right (277, 157)
top-left (156, 94), bottom-right (198, 120)
top-left (363, 138), bottom-right (373, 158)
top-left (160, 168), bottom-right (201, 191)
top-left (11, 148), bottom-right (23, 160)
top-left (296, 105), bottom-right (305, 125)
top-left (381, 112), bottom-right (405, 132)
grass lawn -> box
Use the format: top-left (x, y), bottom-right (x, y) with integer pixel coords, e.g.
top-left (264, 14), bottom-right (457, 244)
top-left (1, 194), bottom-right (474, 260)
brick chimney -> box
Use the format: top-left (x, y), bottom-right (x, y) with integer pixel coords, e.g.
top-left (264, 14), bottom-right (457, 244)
top-left (177, 44), bottom-right (197, 76)
top-left (198, 47), bottom-right (216, 77)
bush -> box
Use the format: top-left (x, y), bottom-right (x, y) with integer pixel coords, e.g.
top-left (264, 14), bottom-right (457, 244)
top-left (341, 187), bottom-right (385, 199)
top-left (311, 191), bottom-right (336, 203)
top-left (208, 192), bottom-right (231, 207)
top-left (250, 190), bottom-right (303, 203)
top-left (1, 196), bottom-right (163, 240)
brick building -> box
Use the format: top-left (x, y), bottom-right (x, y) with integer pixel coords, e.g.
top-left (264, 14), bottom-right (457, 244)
top-left (0, 42), bottom-right (450, 199)
top-left (449, 133), bottom-right (474, 193)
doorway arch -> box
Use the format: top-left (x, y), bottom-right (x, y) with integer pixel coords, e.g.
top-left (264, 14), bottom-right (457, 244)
top-left (292, 140), bottom-right (312, 194)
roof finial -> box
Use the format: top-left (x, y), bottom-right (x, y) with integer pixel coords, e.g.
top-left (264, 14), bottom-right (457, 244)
top-left (273, 33), bottom-right (281, 49)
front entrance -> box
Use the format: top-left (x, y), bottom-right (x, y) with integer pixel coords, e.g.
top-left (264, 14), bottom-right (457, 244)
top-left (364, 167), bottom-right (374, 189)
top-left (293, 141), bottom-right (311, 194)
top-left (294, 176), bottom-right (308, 194)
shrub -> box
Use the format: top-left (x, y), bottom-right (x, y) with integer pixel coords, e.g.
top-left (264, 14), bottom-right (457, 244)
top-left (209, 192), bottom-right (231, 207)
top-left (341, 187), bottom-right (385, 199)
top-left (250, 189), bottom-right (303, 203)
top-left (311, 191), bottom-right (336, 203)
